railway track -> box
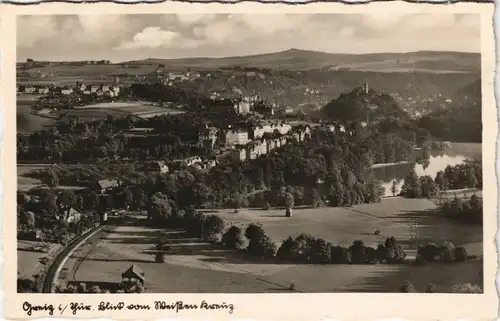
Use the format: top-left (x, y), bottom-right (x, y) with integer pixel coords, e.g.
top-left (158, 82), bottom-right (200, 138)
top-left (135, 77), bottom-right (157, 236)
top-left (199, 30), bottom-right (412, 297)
top-left (40, 225), bottom-right (105, 293)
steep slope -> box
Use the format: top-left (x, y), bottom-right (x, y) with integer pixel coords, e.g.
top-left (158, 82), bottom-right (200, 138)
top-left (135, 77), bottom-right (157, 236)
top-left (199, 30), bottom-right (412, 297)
top-left (417, 79), bottom-right (482, 143)
top-left (321, 86), bottom-right (410, 124)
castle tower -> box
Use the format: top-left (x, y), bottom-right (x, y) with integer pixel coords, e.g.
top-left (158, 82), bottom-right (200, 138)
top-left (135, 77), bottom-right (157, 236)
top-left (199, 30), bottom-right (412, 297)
top-left (364, 82), bottom-right (369, 94)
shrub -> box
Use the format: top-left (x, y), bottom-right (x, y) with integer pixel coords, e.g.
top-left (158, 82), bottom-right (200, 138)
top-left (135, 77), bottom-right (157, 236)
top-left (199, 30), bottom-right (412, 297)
top-left (454, 246), bottom-right (468, 262)
top-left (245, 223), bottom-right (265, 241)
top-left (310, 238), bottom-right (332, 264)
top-left (452, 283), bottom-right (482, 293)
top-left (247, 235), bottom-right (277, 258)
top-left (264, 202), bottom-right (271, 210)
top-left (221, 226), bottom-right (245, 249)
top-left (290, 233), bottom-right (315, 262)
top-left (377, 237), bottom-right (406, 263)
top-left (400, 281), bottom-right (417, 293)
top-left (438, 241), bottom-right (456, 262)
top-left (202, 215), bottom-right (225, 242)
top-left (425, 283), bottom-right (437, 293)
top-left (417, 242), bottom-right (440, 262)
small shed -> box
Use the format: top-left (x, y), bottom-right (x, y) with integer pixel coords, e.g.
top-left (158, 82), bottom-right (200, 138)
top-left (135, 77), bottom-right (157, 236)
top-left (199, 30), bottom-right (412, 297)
top-left (122, 264), bottom-right (146, 286)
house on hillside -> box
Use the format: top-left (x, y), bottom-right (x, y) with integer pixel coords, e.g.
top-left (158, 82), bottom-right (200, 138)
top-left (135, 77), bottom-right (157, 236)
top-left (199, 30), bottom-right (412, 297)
top-left (61, 88), bottom-right (73, 95)
top-left (91, 179), bottom-right (119, 194)
top-left (37, 87), bottom-right (49, 94)
top-left (24, 86), bottom-right (36, 94)
top-left (122, 264), bottom-right (146, 286)
top-left (63, 208), bottom-right (82, 224)
top-left (149, 161), bottom-right (169, 174)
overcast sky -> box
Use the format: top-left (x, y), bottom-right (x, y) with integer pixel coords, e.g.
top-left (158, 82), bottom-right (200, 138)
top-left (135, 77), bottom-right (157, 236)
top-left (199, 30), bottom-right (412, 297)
top-left (17, 14), bottom-right (480, 62)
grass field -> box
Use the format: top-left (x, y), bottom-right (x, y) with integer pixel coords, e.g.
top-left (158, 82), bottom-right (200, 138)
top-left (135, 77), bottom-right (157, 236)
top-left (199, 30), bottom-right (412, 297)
top-left (210, 198), bottom-right (482, 253)
top-left (17, 101), bottom-right (57, 134)
top-left (64, 101), bottom-right (186, 121)
top-left (65, 197), bottom-right (483, 293)
top-left (17, 240), bottom-right (62, 281)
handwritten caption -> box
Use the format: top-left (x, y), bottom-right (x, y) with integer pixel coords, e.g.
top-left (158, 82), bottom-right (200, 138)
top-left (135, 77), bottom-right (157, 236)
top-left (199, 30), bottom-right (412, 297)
top-left (23, 300), bottom-right (234, 316)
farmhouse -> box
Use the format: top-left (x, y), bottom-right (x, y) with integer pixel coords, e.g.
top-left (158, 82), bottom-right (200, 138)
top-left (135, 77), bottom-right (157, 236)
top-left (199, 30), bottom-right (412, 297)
top-left (37, 88), bottom-right (49, 94)
top-left (122, 264), bottom-right (146, 286)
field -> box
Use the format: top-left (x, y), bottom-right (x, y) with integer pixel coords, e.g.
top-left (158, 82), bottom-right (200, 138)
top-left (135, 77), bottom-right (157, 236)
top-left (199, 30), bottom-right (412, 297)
top-left (17, 100), bottom-right (57, 134)
top-left (63, 101), bottom-right (186, 121)
top-left (17, 164), bottom-right (86, 192)
top-left (64, 198), bottom-right (483, 293)
top-left (17, 240), bottom-right (62, 281)
top-left (211, 198), bottom-right (482, 252)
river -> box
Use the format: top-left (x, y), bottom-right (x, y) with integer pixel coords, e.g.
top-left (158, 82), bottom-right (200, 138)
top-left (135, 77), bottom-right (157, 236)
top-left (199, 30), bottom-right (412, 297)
top-left (370, 142), bottom-right (482, 197)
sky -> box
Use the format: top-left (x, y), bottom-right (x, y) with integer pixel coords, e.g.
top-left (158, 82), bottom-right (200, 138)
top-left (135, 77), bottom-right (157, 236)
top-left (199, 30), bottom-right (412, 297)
top-left (17, 14), bottom-right (480, 62)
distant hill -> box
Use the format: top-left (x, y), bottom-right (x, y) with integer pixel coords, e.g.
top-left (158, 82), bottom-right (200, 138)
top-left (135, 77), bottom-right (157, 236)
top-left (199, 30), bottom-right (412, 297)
top-left (320, 86), bottom-right (410, 124)
top-left (124, 49), bottom-right (480, 73)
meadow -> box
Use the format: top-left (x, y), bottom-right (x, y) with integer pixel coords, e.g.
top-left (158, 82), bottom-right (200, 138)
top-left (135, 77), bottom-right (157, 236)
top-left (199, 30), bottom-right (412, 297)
top-left (63, 197), bottom-right (483, 293)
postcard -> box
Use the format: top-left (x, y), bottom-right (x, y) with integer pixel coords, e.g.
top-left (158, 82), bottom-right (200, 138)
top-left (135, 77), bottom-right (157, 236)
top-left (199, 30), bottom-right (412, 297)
top-left (1, 2), bottom-right (497, 320)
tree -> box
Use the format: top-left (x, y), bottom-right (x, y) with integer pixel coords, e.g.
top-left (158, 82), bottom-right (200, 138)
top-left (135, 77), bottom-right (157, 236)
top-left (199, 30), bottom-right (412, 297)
top-left (147, 192), bottom-right (172, 225)
top-left (390, 180), bottom-right (399, 197)
top-left (452, 283), bottom-right (482, 293)
top-left (350, 240), bottom-right (367, 264)
top-left (245, 223), bottom-right (265, 241)
top-left (438, 241), bottom-right (456, 262)
top-left (221, 226), bottom-right (245, 249)
top-left (454, 246), bottom-right (468, 261)
top-left (123, 187), bottom-right (134, 209)
top-left (47, 169), bottom-right (59, 188)
top-left (247, 234), bottom-right (277, 258)
top-left (202, 215), bottom-right (225, 242)
top-left (310, 238), bottom-right (332, 264)
top-left (285, 192), bottom-right (294, 217)
top-left (400, 280), bottom-right (417, 293)
top-left (425, 283), bottom-right (437, 293)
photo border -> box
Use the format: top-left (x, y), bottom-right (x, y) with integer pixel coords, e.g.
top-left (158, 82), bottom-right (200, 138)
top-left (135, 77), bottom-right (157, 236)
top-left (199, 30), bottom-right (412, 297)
top-left (1, 3), bottom-right (497, 320)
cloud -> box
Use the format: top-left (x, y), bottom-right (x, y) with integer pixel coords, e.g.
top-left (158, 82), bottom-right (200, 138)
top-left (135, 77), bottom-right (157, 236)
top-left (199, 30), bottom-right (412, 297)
top-left (17, 13), bottom-right (481, 62)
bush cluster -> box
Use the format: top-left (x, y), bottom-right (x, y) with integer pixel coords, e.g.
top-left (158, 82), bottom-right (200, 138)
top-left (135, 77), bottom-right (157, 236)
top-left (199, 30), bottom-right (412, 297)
top-left (417, 241), bottom-right (468, 263)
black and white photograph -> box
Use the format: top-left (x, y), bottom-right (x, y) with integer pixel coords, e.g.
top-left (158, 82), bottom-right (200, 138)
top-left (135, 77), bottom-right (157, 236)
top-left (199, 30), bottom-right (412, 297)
top-left (15, 13), bottom-right (485, 295)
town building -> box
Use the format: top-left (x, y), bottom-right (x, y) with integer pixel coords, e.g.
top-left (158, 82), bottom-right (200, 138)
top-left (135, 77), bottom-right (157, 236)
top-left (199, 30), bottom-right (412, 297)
top-left (90, 85), bottom-right (99, 93)
top-left (230, 147), bottom-right (247, 162)
top-left (37, 88), bottom-right (49, 94)
top-left (198, 124), bottom-right (219, 150)
top-left (225, 128), bottom-right (249, 147)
